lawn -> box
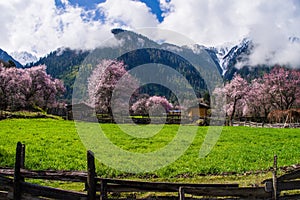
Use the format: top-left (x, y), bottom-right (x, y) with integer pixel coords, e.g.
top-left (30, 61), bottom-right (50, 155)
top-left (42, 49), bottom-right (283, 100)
top-left (0, 118), bottom-right (299, 178)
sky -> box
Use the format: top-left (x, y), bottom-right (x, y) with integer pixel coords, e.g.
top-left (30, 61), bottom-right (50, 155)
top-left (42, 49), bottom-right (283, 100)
top-left (0, 0), bottom-right (300, 67)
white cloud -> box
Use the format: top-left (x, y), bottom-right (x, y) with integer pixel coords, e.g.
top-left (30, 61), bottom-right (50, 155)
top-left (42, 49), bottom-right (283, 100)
top-left (158, 0), bottom-right (300, 67)
top-left (158, 0), bottom-right (250, 46)
top-left (0, 0), bottom-right (159, 58)
top-left (1, 0), bottom-right (300, 67)
top-left (97, 0), bottom-right (159, 28)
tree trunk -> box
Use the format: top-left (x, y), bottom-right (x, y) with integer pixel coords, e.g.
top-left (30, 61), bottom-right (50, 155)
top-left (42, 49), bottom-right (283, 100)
top-left (229, 99), bottom-right (238, 126)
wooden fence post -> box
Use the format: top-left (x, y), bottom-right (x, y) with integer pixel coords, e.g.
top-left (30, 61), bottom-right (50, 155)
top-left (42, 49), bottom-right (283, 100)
top-left (179, 187), bottom-right (185, 200)
top-left (13, 142), bottom-right (23, 200)
top-left (20, 144), bottom-right (25, 182)
top-left (100, 179), bottom-right (107, 200)
top-left (272, 155), bottom-right (278, 200)
top-left (20, 144), bottom-right (25, 169)
top-left (87, 150), bottom-right (96, 200)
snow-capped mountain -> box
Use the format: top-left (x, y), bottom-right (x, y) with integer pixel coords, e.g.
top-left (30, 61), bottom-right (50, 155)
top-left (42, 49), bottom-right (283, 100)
top-left (11, 51), bottom-right (38, 65)
top-left (27, 29), bottom-right (255, 80)
top-left (210, 43), bottom-right (234, 74)
top-left (203, 38), bottom-right (253, 79)
top-left (3, 28), bottom-right (299, 99)
top-left (28, 28), bottom-right (294, 100)
top-left (8, 29), bottom-right (256, 80)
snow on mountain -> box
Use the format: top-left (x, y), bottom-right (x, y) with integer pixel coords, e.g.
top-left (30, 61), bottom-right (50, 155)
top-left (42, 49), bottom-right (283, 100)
top-left (184, 43), bottom-right (233, 75)
top-left (184, 44), bottom-right (206, 55)
top-left (160, 42), bottom-right (185, 53)
top-left (11, 51), bottom-right (38, 65)
top-left (222, 39), bottom-right (252, 72)
top-left (212, 43), bottom-right (235, 73)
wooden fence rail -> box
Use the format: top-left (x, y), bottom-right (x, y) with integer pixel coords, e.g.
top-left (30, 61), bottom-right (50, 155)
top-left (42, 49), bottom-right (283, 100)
top-left (179, 186), bottom-right (270, 199)
top-left (0, 168), bottom-right (87, 182)
top-left (0, 142), bottom-right (300, 199)
top-left (233, 121), bottom-right (300, 128)
top-left (96, 178), bottom-right (239, 193)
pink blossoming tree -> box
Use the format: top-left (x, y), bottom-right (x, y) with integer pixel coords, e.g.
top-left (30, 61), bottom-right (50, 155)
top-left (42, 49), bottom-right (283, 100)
top-left (213, 74), bottom-right (249, 125)
top-left (88, 60), bottom-right (139, 116)
top-left (214, 66), bottom-right (300, 125)
top-left (262, 67), bottom-right (300, 110)
top-left (88, 59), bottom-right (174, 117)
top-left (0, 65), bottom-right (65, 111)
top-left (131, 95), bottom-right (173, 116)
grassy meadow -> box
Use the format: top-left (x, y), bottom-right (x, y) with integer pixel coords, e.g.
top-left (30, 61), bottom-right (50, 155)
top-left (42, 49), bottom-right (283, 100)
top-left (0, 118), bottom-right (299, 178)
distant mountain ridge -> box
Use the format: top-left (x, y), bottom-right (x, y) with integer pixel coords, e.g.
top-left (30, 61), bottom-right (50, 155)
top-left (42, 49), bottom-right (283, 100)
top-left (11, 51), bottom-right (38, 65)
top-left (16, 28), bottom-right (283, 101)
top-left (0, 49), bottom-right (23, 68)
top-left (1, 29), bottom-right (259, 80)
top-left (24, 29), bottom-right (262, 101)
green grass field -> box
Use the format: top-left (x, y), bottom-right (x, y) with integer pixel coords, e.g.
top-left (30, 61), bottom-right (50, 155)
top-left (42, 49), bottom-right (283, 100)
top-left (0, 118), bottom-right (299, 178)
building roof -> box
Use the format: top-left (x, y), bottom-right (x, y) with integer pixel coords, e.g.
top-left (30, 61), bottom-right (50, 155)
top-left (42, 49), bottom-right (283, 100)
top-left (187, 103), bottom-right (210, 110)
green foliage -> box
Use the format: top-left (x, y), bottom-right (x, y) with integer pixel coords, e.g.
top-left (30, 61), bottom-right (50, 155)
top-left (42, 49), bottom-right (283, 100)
top-left (119, 48), bottom-right (208, 98)
top-left (0, 111), bottom-right (62, 120)
top-left (0, 59), bottom-right (16, 68)
top-left (224, 64), bottom-right (272, 82)
top-left (0, 119), bottom-right (299, 178)
top-left (8, 60), bottom-right (16, 67)
top-left (27, 39), bottom-right (217, 102)
top-left (27, 48), bottom-right (89, 101)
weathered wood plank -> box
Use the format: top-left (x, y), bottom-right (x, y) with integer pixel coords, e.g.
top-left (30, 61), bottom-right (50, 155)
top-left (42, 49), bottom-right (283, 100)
top-left (97, 184), bottom-right (237, 193)
top-left (178, 186), bottom-right (185, 200)
top-left (20, 144), bottom-right (25, 183)
top-left (97, 184), bottom-right (168, 193)
top-left (0, 175), bottom-right (13, 186)
top-left (100, 179), bottom-right (108, 200)
top-left (21, 181), bottom-right (87, 200)
top-left (181, 186), bottom-right (271, 198)
top-left (278, 169), bottom-right (300, 181)
top-left (0, 168), bottom-right (87, 182)
top-left (96, 178), bottom-right (238, 193)
top-left (273, 155), bottom-right (278, 200)
top-left (0, 175), bottom-right (13, 193)
top-left (87, 150), bottom-right (96, 200)
top-left (13, 142), bottom-right (22, 200)
top-left (264, 181), bottom-right (273, 193)
top-left (278, 180), bottom-right (300, 191)
top-left (0, 191), bottom-right (9, 200)
top-left (20, 144), bottom-right (25, 169)
top-left (279, 194), bottom-right (300, 200)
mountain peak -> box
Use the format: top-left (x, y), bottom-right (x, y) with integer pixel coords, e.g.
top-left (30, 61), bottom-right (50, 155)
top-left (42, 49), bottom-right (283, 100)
top-left (11, 51), bottom-right (38, 65)
top-left (111, 28), bottom-right (125, 35)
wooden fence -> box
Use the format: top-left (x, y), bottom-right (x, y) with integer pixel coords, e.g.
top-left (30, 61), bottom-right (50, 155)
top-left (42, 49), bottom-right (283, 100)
top-left (0, 142), bottom-right (300, 199)
top-left (233, 121), bottom-right (300, 128)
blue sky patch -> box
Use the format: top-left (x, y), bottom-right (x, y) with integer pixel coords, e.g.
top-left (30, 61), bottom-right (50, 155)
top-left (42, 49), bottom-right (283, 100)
top-left (139, 0), bottom-right (164, 22)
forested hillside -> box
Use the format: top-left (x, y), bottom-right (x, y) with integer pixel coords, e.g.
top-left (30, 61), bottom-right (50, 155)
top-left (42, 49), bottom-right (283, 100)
top-left (27, 48), bottom-right (89, 100)
top-left (26, 29), bottom-right (293, 102)
top-left (28, 30), bottom-right (219, 102)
